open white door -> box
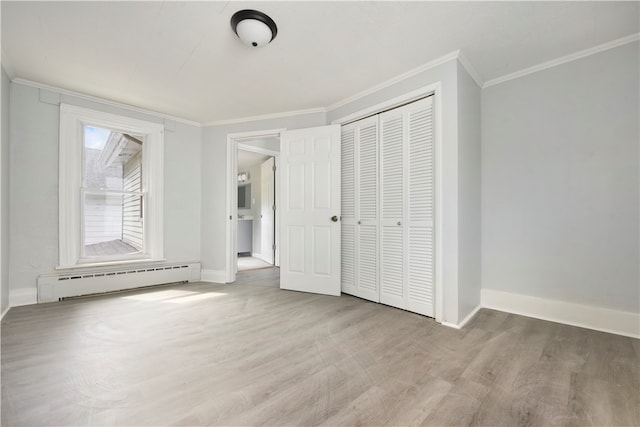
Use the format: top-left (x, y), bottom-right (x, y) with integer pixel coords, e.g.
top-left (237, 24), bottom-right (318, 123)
top-left (280, 125), bottom-right (341, 296)
top-left (260, 157), bottom-right (275, 264)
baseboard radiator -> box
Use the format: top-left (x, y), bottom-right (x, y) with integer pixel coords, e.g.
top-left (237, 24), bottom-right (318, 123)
top-left (37, 262), bottom-right (201, 303)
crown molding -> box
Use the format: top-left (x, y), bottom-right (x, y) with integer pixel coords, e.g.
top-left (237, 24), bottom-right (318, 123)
top-left (203, 107), bottom-right (326, 127)
top-left (483, 33), bottom-right (640, 88)
top-left (11, 78), bottom-right (201, 127)
top-left (327, 50), bottom-right (461, 112)
top-left (8, 33), bottom-right (637, 127)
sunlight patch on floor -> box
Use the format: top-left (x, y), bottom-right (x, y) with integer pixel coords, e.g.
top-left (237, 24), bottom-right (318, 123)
top-left (165, 292), bottom-right (226, 304)
top-left (121, 289), bottom-right (227, 303)
top-left (122, 290), bottom-right (195, 301)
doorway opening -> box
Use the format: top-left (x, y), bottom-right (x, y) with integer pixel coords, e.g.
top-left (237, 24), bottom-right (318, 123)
top-left (226, 130), bottom-right (282, 282)
top-left (237, 150), bottom-right (276, 272)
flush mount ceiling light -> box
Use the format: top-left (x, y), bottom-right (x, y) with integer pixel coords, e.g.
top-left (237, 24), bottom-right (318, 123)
top-left (230, 9), bottom-right (278, 48)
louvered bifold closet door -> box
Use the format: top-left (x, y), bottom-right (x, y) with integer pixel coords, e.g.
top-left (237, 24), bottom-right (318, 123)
top-left (340, 116), bottom-right (379, 302)
top-left (405, 97), bottom-right (434, 317)
top-left (341, 126), bottom-right (357, 296)
top-left (379, 109), bottom-right (405, 309)
top-left (379, 96), bottom-right (434, 316)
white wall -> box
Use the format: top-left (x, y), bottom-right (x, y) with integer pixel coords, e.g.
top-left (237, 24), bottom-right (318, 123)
top-left (249, 162), bottom-right (262, 255)
top-left (8, 82), bottom-right (201, 304)
top-left (162, 120), bottom-right (201, 263)
top-left (457, 62), bottom-right (482, 321)
top-left (201, 113), bottom-right (326, 275)
top-left (1, 67), bottom-right (10, 314)
top-left (481, 42), bottom-right (639, 314)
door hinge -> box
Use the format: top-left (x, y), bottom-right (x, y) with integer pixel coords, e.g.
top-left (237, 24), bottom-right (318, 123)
top-left (272, 244), bottom-right (276, 251)
top-left (272, 204), bottom-right (276, 211)
top-left (272, 165), bottom-right (276, 172)
top-left (229, 215), bottom-right (232, 220)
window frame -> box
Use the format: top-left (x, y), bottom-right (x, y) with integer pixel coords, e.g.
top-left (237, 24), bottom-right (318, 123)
top-left (59, 104), bottom-right (164, 269)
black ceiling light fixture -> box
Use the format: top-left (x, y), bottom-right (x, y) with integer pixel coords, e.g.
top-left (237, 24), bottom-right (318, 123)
top-left (230, 9), bottom-right (278, 48)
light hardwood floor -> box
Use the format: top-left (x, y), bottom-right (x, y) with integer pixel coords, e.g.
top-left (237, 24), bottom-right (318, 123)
top-left (2, 268), bottom-right (639, 426)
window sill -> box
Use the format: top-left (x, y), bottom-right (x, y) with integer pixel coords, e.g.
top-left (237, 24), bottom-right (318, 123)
top-left (55, 258), bottom-right (167, 272)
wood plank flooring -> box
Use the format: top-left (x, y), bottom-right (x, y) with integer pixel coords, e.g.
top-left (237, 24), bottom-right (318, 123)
top-left (2, 268), bottom-right (639, 426)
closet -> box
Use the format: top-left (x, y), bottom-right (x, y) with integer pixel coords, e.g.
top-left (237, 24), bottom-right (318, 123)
top-left (341, 96), bottom-right (434, 317)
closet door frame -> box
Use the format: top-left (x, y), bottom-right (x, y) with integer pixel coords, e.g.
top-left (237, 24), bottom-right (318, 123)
top-left (332, 83), bottom-right (443, 323)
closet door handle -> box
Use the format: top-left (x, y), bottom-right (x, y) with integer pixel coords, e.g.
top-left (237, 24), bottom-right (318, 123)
top-left (358, 220), bottom-right (362, 225)
top-left (331, 215), bottom-right (339, 222)
top-left (397, 221), bottom-right (402, 226)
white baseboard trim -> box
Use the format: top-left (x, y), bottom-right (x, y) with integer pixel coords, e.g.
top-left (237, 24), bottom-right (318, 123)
top-left (10, 288), bottom-right (38, 307)
top-left (458, 304), bottom-right (483, 328)
top-left (1, 305), bottom-right (10, 320)
top-left (441, 304), bottom-right (482, 329)
top-left (482, 289), bottom-right (640, 339)
top-left (200, 269), bottom-right (227, 284)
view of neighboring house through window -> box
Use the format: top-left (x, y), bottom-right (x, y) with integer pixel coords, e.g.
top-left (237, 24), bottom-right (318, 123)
top-left (83, 125), bottom-right (144, 258)
top-left (58, 103), bottom-right (163, 269)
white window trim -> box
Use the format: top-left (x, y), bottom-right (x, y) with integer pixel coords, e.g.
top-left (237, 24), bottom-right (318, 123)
top-left (59, 104), bottom-right (164, 269)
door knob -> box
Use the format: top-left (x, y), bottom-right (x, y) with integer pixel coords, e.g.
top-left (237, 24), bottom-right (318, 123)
top-left (331, 215), bottom-right (339, 222)
top-left (397, 221), bottom-right (402, 226)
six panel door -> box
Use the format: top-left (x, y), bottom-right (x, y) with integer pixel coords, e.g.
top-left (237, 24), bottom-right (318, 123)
top-left (280, 125), bottom-right (341, 296)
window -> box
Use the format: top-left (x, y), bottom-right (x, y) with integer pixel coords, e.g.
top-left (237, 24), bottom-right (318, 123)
top-left (82, 126), bottom-right (144, 257)
top-left (59, 104), bottom-right (164, 268)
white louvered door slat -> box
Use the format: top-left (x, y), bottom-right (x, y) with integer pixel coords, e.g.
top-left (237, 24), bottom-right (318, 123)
top-left (359, 122), bottom-right (378, 221)
top-left (356, 118), bottom-right (379, 301)
top-left (340, 127), bottom-right (356, 295)
top-left (357, 224), bottom-right (378, 298)
top-left (341, 128), bottom-right (356, 220)
top-left (379, 111), bottom-right (405, 309)
top-left (340, 116), bottom-right (378, 302)
top-left (406, 97), bottom-right (434, 316)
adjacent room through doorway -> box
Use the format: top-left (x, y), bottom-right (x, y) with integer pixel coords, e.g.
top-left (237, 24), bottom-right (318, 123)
top-left (235, 139), bottom-right (278, 273)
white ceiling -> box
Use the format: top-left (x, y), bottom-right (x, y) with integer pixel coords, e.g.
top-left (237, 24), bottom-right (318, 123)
top-left (237, 149), bottom-right (270, 172)
top-left (2, 1), bottom-right (638, 124)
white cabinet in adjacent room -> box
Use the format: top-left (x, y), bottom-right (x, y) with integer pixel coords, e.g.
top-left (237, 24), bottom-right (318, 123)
top-left (238, 219), bottom-right (253, 254)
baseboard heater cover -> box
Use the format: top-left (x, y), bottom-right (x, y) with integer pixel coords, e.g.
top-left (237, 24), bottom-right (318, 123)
top-left (37, 263), bottom-right (201, 303)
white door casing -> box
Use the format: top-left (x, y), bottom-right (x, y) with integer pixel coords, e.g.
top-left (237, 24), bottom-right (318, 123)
top-left (280, 125), bottom-right (341, 296)
top-left (260, 157), bottom-right (275, 264)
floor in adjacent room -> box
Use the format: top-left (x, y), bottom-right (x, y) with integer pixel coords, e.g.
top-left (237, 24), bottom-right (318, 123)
top-left (2, 268), bottom-right (638, 426)
top-left (237, 255), bottom-right (273, 271)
